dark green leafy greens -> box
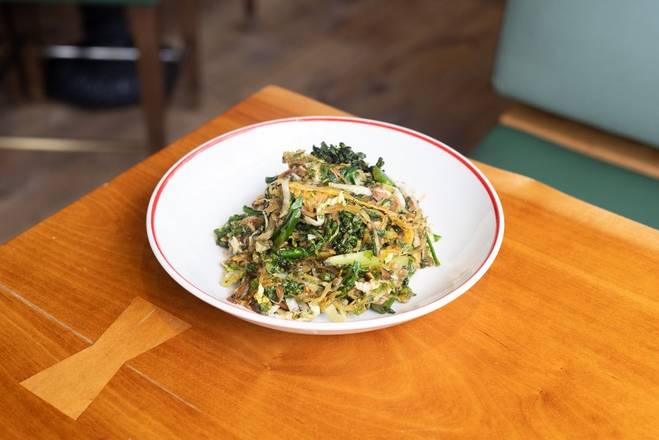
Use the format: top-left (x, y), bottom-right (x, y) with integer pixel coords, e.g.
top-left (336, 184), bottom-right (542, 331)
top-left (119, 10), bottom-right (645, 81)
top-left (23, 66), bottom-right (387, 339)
top-left (332, 211), bottom-right (366, 254)
top-left (311, 142), bottom-right (370, 171)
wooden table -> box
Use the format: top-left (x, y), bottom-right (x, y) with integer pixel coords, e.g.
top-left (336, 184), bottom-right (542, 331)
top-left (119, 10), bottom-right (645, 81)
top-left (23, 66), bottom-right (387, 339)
top-left (1, 86), bottom-right (658, 439)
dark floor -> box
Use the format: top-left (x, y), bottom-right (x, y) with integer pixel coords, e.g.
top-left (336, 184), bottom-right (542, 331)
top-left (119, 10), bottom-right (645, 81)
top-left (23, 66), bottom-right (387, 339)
top-left (0, 0), bottom-right (508, 243)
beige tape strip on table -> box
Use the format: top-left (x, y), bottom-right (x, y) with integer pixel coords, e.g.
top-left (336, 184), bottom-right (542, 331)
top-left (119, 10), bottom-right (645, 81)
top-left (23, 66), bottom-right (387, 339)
top-left (21, 297), bottom-right (190, 419)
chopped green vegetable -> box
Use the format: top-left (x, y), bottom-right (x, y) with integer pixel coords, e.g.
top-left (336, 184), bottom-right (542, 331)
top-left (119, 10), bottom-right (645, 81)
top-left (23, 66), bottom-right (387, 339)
top-left (283, 279), bottom-right (303, 298)
top-left (242, 205), bottom-right (262, 216)
top-left (341, 165), bottom-right (358, 184)
top-left (425, 233), bottom-right (440, 266)
top-left (318, 164), bottom-right (337, 183)
top-left (371, 297), bottom-right (396, 314)
top-left (340, 261), bottom-right (361, 292)
top-left (277, 247), bottom-right (308, 259)
top-left (325, 250), bottom-right (382, 268)
top-left (214, 214), bottom-right (249, 248)
top-left (264, 286), bottom-right (278, 303)
top-left (272, 197), bottom-right (303, 249)
top-left (332, 211), bottom-right (365, 254)
top-left (244, 262), bottom-right (257, 273)
top-left (372, 164), bottom-right (396, 187)
top-left (266, 253), bottom-right (292, 273)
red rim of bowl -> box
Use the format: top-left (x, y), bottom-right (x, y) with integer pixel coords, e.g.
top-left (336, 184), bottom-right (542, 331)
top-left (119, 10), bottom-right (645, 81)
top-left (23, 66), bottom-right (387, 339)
top-left (146, 116), bottom-right (504, 332)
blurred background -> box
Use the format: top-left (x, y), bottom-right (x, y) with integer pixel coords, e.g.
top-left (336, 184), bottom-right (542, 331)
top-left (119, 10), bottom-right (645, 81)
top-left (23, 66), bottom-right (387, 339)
top-left (3, 0), bottom-right (657, 244)
top-left (0, 0), bottom-right (507, 243)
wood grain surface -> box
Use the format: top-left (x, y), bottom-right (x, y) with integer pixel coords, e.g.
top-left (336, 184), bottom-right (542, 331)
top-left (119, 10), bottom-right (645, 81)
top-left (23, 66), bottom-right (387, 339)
top-left (0, 86), bottom-right (658, 439)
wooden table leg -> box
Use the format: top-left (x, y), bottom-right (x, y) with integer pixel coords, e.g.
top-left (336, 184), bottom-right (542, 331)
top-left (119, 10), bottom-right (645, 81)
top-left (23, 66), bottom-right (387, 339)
top-left (176, 0), bottom-right (200, 108)
top-left (128, 5), bottom-right (166, 151)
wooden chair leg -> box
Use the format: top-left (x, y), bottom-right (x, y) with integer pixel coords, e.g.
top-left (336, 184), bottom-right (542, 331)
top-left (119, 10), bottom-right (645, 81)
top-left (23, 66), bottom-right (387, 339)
top-left (176, 0), bottom-right (200, 107)
top-left (24, 41), bottom-right (44, 99)
top-left (1, 4), bottom-right (27, 101)
top-left (127, 5), bottom-right (165, 151)
top-left (244, 0), bottom-right (256, 20)
top-left (7, 3), bottom-right (44, 99)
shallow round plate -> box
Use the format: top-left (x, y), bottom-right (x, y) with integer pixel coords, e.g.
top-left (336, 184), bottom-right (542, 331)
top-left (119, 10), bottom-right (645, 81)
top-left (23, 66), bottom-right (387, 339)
top-left (146, 117), bottom-right (504, 335)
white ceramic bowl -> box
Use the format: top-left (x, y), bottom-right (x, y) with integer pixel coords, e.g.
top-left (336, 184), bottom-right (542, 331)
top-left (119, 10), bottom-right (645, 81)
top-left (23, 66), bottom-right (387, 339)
top-left (146, 117), bottom-right (504, 334)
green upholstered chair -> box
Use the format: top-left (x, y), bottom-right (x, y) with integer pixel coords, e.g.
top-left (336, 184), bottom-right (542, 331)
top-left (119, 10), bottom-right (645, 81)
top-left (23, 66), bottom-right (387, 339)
top-left (472, 0), bottom-right (659, 229)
